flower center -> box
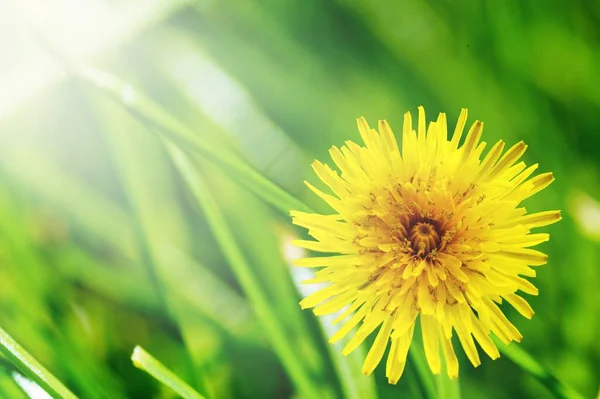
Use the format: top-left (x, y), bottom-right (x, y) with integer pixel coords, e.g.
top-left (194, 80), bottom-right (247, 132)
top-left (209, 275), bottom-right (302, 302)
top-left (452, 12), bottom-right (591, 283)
top-left (410, 222), bottom-right (441, 257)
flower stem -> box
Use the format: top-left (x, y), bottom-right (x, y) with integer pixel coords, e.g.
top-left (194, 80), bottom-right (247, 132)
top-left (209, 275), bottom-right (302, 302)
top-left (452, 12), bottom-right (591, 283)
top-left (409, 346), bottom-right (437, 399)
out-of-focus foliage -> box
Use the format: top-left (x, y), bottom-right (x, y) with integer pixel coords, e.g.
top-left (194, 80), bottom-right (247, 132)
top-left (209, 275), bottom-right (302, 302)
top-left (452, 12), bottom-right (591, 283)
top-left (0, 0), bottom-right (598, 398)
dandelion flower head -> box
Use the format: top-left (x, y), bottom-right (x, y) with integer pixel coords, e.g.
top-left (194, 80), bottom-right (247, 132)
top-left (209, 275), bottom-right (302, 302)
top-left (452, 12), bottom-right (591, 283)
top-left (291, 107), bottom-right (560, 383)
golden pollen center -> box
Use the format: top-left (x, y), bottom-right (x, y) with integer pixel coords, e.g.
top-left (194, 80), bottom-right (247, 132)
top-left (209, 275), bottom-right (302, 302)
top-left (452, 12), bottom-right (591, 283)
top-left (410, 222), bottom-right (441, 257)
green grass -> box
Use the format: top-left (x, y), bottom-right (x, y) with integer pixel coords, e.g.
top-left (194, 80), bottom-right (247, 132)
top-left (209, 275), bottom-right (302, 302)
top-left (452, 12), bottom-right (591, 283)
top-left (0, 327), bottom-right (78, 399)
top-left (131, 346), bottom-right (206, 399)
top-left (0, 1), bottom-right (598, 398)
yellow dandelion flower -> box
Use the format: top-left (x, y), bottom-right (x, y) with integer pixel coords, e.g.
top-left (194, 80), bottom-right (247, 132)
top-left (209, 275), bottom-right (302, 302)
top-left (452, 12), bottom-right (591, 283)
top-left (291, 107), bottom-right (560, 383)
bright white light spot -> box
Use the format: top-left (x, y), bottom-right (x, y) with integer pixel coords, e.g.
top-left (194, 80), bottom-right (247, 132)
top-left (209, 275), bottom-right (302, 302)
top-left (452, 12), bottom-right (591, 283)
top-left (12, 373), bottom-right (53, 399)
top-left (282, 234), bottom-right (306, 264)
top-left (0, 0), bottom-right (190, 120)
top-left (280, 233), bottom-right (349, 337)
top-left (282, 233), bottom-right (324, 296)
top-left (120, 84), bottom-right (137, 105)
top-left (575, 195), bottom-right (600, 236)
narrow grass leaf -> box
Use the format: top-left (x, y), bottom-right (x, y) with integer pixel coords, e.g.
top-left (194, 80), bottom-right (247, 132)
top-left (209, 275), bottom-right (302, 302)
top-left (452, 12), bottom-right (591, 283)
top-left (169, 145), bottom-right (330, 399)
top-left (494, 338), bottom-right (584, 399)
top-left (0, 327), bottom-right (78, 399)
top-left (131, 346), bottom-right (206, 399)
top-left (97, 94), bottom-right (232, 388)
top-left (0, 361), bottom-right (30, 399)
top-left (74, 63), bottom-right (311, 215)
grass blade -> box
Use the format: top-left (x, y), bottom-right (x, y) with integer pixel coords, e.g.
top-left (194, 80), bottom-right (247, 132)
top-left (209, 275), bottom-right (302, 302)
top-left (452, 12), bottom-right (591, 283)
top-left (74, 63), bottom-right (311, 215)
top-left (0, 360), bottom-right (30, 399)
top-left (0, 327), bottom-right (78, 399)
top-left (494, 339), bottom-right (584, 399)
top-left (96, 93), bottom-right (233, 391)
top-left (131, 346), bottom-right (206, 399)
top-left (168, 145), bottom-right (330, 399)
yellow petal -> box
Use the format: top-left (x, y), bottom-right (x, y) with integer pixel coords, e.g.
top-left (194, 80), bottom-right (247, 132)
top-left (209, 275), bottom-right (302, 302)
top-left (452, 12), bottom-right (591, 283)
top-left (300, 285), bottom-right (348, 309)
top-left (514, 172), bottom-right (555, 201)
top-left (312, 161), bottom-right (350, 197)
top-left (356, 116), bottom-right (372, 146)
top-left (313, 290), bottom-right (357, 316)
top-left (461, 121), bottom-right (484, 162)
top-left (330, 304), bottom-right (370, 343)
top-left (420, 315), bottom-right (441, 374)
top-left (444, 279), bottom-right (466, 304)
top-left (450, 108), bottom-right (468, 150)
top-left (362, 315), bottom-right (394, 375)
top-left (496, 249), bottom-right (548, 266)
top-left (470, 313), bottom-right (500, 360)
top-left (342, 310), bottom-right (387, 355)
top-left (418, 277), bottom-right (436, 314)
top-left (292, 239), bottom-right (354, 254)
top-left (441, 337), bottom-right (459, 379)
top-left (329, 145), bottom-right (369, 185)
top-left (504, 293), bottom-right (534, 319)
top-left (498, 233), bottom-right (549, 248)
top-left (477, 140), bottom-right (505, 180)
top-left (332, 298), bottom-right (364, 324)
top-left (417, 106), bottom-right (427, 150)
top-left (388, 324), bottom-right (415, 384)
top-left (484, 298), bottom-right (523, 343)
top-left (510, 163), bottom-right (538, 186)
top-left (489, 141), bottom-right (527, 179)
top-left (292, 255), bottom-right (357, 268)
top-left (304, 181), bottom-right (343, 211)
top-left (389, 294), bottom-right (418, 338)
top-left (386, 336), bottom-right (401, 383)
top-left (452, 312), bottom-right (481, 367)
top-left (518, 210), bottom-right (562, 228)
top-left (436, 112), bottom-right (448, 143)
top-left (506, 275), bottom-right (539, 296)
top-left (378, 119), bottom-right (399, 154)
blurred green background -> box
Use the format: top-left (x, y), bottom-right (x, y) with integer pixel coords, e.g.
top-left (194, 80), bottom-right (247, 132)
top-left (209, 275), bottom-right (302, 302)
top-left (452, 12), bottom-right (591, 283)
top-left (0, 0), bottom-right (599, 398)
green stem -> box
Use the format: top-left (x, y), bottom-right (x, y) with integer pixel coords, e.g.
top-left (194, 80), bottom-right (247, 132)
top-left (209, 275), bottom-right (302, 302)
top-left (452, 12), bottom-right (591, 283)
top-left (408, 346), bottom-right (437, 399)
top-left (435, 365), bottom-right (460, 399)
top-left (0, 326), bottom-right (78, 399)
top-left (131, 346), bottom-right (206, 399)
top-left (434, 343), bottom-right (461, 399)
top-left (494, 338), bottom-right (584, 399)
